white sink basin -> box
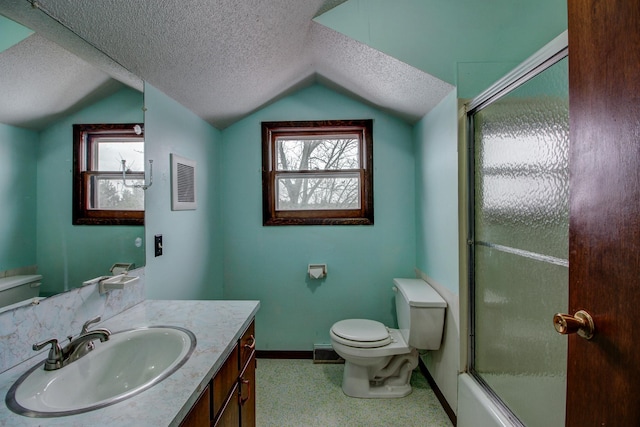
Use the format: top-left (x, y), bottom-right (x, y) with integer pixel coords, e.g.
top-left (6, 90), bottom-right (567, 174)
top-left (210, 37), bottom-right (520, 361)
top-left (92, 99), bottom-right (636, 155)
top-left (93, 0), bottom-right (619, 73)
top-left (6, 326), bottom-right (196, 417)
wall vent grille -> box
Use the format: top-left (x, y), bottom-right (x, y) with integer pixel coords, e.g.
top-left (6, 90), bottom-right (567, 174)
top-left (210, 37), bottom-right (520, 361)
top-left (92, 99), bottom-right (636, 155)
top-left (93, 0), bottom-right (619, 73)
top-left (171, 154), bottom-right (197, 210)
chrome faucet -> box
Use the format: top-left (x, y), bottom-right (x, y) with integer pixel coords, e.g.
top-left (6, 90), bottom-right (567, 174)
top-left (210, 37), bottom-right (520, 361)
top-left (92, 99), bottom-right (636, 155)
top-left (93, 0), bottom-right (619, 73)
top-left (32, 316), bottom-right (111, 371)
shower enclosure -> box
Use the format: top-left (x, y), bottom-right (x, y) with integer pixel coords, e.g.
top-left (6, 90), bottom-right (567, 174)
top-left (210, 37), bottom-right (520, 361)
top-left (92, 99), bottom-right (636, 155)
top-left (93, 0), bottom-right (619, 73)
top-left (466, 39), bottom-right (569, 426)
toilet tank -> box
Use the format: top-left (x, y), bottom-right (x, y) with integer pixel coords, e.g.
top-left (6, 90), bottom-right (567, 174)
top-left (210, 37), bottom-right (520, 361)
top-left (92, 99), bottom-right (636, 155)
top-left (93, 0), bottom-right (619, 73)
top-left (393, 278), bottom-right (446, 350)
top-left (0, 275), bottom-right (42, 309)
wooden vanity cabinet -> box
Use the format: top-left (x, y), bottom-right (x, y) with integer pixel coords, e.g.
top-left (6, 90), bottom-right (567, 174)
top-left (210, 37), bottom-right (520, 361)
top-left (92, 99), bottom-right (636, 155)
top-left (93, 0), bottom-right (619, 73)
top-left (238, 352), bottom-right (256, 426)
top-left (213, 345), bottom-right (239, 426)
top-left (180, 320), bottom-right (255, 427)
top-left (238, 322), bottom-right (256, 427)
top-left (214, 320), bottom-right (256, 427)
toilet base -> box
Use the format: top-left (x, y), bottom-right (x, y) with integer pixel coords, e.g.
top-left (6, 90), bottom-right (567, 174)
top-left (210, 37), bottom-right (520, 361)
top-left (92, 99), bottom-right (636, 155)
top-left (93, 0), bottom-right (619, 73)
top-left (340, 349), bottom-right (418, 398)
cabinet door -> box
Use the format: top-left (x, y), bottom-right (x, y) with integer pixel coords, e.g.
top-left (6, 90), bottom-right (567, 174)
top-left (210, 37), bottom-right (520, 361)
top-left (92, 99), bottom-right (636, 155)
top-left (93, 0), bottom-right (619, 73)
top-left (180, 384), bottom-right (211, 427)
top-left (239, 351), bottom-right (256, 427)
top-left (213, 345), bottom-right (239, 421)
top-left (213, 382), bottom-right (240, 427)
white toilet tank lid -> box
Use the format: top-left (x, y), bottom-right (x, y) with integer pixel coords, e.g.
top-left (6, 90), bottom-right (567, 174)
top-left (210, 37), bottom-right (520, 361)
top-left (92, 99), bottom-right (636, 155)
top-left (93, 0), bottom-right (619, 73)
top-left (393, 278), bottom-right (447, 308)
top-left (0, 275), bottom-right (42, 292)
top-left (331, 319), bottom-right (390, 344)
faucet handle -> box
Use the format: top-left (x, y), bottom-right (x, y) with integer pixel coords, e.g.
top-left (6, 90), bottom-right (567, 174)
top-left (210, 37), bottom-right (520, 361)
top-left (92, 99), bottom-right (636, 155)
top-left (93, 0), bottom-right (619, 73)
top-left (33, 338), bottom-right (60, 352)
top-left (33, 338), bottom-right (63, 370)
top-left (81, 316), bottom-right (102, 333)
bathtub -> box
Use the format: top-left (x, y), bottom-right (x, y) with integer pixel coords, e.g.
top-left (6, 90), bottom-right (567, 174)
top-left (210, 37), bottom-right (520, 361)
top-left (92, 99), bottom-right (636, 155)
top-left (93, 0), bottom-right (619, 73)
top-left (457, 374), bottom-right (514, 427)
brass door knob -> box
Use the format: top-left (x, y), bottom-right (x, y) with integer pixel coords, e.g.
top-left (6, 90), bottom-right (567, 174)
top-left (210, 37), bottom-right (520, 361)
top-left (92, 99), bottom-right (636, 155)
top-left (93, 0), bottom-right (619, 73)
top-left (553, 310), bottom-right (595, 340)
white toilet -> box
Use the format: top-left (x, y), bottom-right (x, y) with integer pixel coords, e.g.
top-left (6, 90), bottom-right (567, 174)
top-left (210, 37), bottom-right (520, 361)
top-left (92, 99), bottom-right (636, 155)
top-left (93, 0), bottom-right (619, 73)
top-left (330, 278), bottom-right (446, 398)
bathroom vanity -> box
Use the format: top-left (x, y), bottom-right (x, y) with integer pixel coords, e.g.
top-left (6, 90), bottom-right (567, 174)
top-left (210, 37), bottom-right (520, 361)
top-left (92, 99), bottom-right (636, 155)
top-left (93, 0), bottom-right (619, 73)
top-left (182, 320), bottom-right (256, 426)
top-left (0, 299), bottom-right (260, 426)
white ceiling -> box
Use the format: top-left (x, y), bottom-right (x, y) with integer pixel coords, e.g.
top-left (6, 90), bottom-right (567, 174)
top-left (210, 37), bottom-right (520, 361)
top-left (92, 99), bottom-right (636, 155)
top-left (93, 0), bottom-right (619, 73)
top-left (0, 33), bottom-right (124, 129)
top-left (1, 0), bottom-right (453, 130)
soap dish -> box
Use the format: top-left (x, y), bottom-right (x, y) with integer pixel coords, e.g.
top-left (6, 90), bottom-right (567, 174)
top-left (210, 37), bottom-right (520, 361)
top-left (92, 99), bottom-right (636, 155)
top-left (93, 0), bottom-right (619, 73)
top-left (98, 274), bottom-right (139, 294)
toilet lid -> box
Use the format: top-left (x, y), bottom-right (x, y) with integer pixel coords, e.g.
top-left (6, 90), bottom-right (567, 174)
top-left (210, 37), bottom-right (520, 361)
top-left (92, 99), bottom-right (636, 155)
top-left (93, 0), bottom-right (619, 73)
top-left (331, 319), bottom-right (391, 347)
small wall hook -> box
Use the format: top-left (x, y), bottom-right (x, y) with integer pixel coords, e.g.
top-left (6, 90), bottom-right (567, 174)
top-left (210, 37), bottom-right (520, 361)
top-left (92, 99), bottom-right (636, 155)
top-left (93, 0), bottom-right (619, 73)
top-left (122, 159), bottom-right (153, 190)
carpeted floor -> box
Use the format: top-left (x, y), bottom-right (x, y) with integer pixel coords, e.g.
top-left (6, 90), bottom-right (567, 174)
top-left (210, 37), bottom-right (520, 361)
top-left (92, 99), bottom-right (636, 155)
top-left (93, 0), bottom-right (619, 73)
top-left (255, 358), bottom-right (453, 427)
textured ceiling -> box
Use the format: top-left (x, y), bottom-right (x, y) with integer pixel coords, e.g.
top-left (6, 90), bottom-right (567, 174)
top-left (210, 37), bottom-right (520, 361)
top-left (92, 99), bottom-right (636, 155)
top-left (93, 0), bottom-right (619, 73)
top-left (1, 0), bottom-right (453, 130)
top-left (0, 34), bottom-right (124, 129)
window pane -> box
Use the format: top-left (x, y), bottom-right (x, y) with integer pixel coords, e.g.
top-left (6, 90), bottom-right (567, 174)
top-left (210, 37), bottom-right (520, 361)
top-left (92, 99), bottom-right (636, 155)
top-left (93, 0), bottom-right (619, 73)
top-left (276, 173), bottom-right (360, 210)
top-left (73, 124), bottom-right (145, 225)
top-left (89, 175), bottom-right (144, 210)
top-left (97, 140), bottom-right (144, 171)
top-left (262, 120), bottom-right (373, 225)
top-left (276, 137), bottom-right (359, 171)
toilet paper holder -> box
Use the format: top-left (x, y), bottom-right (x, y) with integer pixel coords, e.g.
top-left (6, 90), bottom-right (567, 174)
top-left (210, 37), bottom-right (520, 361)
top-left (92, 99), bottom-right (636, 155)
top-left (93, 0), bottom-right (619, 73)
top-left (308, 264), bottom-right (327, 279)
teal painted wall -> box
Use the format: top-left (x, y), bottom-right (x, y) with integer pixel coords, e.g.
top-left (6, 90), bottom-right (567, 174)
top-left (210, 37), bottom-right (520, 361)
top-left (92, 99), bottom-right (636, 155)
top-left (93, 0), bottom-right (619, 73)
top-left (316, 0), bottom-right (567, 98)
top-left (414, 91), bottom-right (461, 411)
top-left (36, 87), bottom-right (144, 295)
top-left (0, 15), bottom-right (33, 53)
top-left (221, 84), bottom-right (416, 350)
top-left (0, 124), bottom-right (38, 272)
top-left (414, 90), bottom-right (459, 293)
top-left (144, 83), bottom-right (224, 300)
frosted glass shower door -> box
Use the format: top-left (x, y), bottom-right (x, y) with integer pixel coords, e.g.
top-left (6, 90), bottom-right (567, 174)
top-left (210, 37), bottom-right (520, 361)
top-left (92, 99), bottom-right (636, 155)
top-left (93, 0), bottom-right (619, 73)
top-left (471, 58), bottom-right (569, 426)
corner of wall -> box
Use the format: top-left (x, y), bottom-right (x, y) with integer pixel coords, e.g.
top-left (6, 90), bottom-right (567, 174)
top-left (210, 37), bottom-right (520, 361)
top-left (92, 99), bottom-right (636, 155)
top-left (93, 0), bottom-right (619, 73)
top-left (415, 269), bottom-right (460, 415)
top-left (143, 83), bottom-right (224, 300)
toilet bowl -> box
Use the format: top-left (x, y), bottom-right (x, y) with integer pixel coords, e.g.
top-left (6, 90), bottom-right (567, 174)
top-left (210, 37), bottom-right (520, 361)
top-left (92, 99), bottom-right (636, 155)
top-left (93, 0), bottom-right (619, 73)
top-left (330, 278), bottom-right (446, 399)
top-left (330, 319), bottom-right (418, 398)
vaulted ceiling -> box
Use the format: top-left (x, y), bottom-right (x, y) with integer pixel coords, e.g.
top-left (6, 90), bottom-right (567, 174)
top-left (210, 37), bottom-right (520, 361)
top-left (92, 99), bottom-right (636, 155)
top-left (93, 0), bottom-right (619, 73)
top-left (1, 1), bottom-right (566, 131)
top-left (0, 0), bottom-right (454, 130)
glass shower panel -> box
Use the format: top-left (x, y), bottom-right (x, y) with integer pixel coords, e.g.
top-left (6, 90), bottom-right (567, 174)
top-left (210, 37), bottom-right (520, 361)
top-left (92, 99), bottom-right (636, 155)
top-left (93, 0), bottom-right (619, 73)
top-left (474, 60), bottom-right (569, 260)
top-left (475, 246), bottom-right (568, 426)
top-left (473, 57), bottom-right (569, 427)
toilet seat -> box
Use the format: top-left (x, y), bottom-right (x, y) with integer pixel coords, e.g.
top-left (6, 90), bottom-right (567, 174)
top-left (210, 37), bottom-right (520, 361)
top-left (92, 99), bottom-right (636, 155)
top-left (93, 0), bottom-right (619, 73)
top-left (330, 319), bottom-right (391, 348)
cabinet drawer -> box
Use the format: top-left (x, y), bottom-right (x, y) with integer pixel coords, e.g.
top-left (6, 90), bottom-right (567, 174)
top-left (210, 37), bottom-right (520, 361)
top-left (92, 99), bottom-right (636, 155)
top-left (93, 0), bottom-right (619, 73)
top-left (213, 345), bottom-right (239, 419)
top-left (239, 321), bottom-right (255, 371)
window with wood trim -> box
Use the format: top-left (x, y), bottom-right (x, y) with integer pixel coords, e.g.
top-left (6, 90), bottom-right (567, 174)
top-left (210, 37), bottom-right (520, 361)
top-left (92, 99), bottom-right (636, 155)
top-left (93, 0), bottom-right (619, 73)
top-left (262, 120), bottom-right (374, 225)
top-left (73, 123), bottom-right (144, 225)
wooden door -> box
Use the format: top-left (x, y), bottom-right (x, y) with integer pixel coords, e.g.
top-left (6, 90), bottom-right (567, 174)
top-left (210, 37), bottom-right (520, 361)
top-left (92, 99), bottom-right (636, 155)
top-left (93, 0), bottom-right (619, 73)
top-left (567, 0), bottom-right (640, 424)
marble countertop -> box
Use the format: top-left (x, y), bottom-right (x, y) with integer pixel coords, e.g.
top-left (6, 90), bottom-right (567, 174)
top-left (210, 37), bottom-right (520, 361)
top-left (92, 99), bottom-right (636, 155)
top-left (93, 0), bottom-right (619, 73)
top-left (0, 299), bottom-right (260, 426)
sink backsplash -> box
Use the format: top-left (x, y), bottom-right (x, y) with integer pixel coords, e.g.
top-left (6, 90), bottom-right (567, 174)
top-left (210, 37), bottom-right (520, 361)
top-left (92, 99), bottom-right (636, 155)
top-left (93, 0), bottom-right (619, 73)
top-left (0, 268), bottom-right (145, 374)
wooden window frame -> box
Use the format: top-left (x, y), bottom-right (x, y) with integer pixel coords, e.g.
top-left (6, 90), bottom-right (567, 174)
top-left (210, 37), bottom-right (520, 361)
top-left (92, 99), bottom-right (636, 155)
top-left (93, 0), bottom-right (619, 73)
top-left (72, 123), bottom-right (144, 226)
top-left (262, 119), bottom-right (374, 226)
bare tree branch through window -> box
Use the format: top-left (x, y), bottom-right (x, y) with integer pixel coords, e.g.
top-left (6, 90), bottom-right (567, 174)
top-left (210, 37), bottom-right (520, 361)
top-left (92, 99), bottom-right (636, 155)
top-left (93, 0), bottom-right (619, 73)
top-left (262, 120), bottom-right (373, 226)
